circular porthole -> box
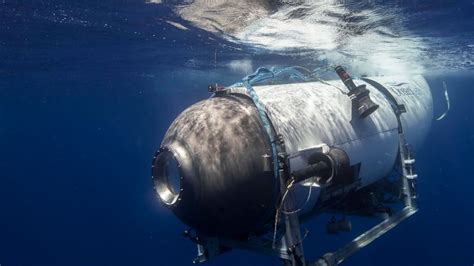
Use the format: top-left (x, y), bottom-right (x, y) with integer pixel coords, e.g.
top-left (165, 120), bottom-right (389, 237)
top-left (152, 149), bottom-right (182, 206)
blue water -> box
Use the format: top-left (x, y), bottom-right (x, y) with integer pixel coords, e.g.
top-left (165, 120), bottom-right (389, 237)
top-left (0, 1), bottom-right (473, 265)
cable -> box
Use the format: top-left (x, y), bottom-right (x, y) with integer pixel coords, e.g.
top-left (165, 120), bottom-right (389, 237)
top-left (272, 178), bottom-right (296, 249)
top-left (282, 183), bottom-right (314, 215)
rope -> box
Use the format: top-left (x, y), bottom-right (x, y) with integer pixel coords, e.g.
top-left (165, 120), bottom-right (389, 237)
top-left (282, 184), bottom-right (313, 215)
top-left (229, 65), bottom-right (340, 88)
top-left (241, 79), bottom-right (280, 188)
top-left (435, 81), bottom-right (450, 121)
top-left (271, 179), bottom-right (316, 248)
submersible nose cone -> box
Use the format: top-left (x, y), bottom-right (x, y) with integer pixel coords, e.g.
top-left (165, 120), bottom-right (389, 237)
top-left (152, 94), bottom-right (278, 236)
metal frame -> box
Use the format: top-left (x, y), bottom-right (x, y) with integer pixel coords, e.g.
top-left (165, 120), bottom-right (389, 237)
top-left (307, 77), bottom-right (419, 265)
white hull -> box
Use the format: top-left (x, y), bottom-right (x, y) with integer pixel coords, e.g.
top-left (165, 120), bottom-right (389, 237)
top-left (233, 76), bottom-right (432, 213)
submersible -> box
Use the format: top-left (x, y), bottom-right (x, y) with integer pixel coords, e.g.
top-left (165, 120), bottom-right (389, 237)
top-left (151, 66), bottom-right (433, 265)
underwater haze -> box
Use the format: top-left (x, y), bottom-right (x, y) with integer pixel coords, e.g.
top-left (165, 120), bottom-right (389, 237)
top-left (0, 0), bottom-right (473, 265)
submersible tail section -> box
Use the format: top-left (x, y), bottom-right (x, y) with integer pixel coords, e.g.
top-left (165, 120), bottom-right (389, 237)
top-left (151, 66), bottom-right (433, 265)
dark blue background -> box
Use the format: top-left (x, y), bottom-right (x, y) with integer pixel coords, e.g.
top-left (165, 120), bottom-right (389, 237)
top-left (0, 1), bottom-right (473, 265)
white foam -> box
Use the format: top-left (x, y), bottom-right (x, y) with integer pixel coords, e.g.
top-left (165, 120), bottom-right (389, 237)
top-left (173, 1), bottom-right (473, 75)
top-left (227, 59), bottom-right (253, 73)
top-left (232, 1), bottom-right (428, 76)
top-left (165, 20), bottom-right (189, 31)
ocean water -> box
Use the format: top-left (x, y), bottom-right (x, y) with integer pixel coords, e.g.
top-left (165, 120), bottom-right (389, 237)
top-left (0, 1), bottom-right (473, 265)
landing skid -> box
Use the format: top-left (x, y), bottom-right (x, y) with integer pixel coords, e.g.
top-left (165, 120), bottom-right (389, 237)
top-left (311, 206), bottom-right (417, 266)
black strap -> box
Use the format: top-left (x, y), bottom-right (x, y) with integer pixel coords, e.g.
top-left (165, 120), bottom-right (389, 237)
top-left (360, 78), bottom-right (406, 133)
